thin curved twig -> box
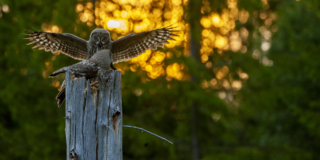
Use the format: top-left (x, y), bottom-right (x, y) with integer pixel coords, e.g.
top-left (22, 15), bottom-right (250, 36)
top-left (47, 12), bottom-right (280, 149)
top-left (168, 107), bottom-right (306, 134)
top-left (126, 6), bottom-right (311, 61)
top-left (123, 125), bottom-right (173, 145)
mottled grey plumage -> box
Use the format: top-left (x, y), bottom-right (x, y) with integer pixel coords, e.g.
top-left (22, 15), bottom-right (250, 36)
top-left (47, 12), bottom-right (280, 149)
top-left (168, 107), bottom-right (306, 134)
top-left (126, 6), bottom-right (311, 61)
top-left (25, 26), bottom-right (179, 107)
top-left (24, 26), bottom-right (179, 63)
top-left (50, 49), bottom-right (113, 78)
top-left (51, 49), bottom-right (113, 107)
top-left (86, 29), bottom-right (112, 59)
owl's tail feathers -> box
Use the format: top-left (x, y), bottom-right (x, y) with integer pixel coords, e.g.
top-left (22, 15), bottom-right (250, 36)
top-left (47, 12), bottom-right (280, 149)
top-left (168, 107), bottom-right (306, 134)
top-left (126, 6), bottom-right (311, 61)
top-left (111, 63), bottom-right (117, 70)
top-left (56, 87), bottom-right (65, 108)
top-left (50, 68), bottom-right (67, 77)
top-left (55, 81), bottom-right (66, 107)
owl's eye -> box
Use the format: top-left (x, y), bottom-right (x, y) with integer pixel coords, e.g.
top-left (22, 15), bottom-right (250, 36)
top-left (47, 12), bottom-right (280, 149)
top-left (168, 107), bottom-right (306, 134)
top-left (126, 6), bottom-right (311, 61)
top-left (102, 33), bottom-right (109, 38)
top-left (100, 37), bottom-right (107, 44)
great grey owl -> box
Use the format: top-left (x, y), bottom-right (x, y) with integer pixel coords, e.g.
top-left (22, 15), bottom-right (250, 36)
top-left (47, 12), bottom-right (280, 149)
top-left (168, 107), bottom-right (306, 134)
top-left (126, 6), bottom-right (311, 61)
top-left (24, 26), bottom-right (179, 107)
top-left (50, 49), bottom-right (113, 107)
top-left (24, 26), bottom-right (179, 63)
top-left (50, 49), bottom-right (113, 78)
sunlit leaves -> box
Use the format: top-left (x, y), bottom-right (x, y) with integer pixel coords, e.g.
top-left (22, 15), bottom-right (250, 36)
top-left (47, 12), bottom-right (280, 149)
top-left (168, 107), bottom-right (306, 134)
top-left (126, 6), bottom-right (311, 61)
top-left (0, 4), bottom-right (10, 18)
top-left (75, 0), bottom-right (187, 80)
top-left (166, 63), bottom-right (184, 80)
top-left (74, 0), bottom-right (254, 89)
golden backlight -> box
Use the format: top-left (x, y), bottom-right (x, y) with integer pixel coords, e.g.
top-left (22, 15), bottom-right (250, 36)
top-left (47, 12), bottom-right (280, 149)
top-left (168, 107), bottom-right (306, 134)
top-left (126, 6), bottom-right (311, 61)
top-left (43, 0), bottom-right (278, 91)
top-left (75, 0), bottom-right (187, 80)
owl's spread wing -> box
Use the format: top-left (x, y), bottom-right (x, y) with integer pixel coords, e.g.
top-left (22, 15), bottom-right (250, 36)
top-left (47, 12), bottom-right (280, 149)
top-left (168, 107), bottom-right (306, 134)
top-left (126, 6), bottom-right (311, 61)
top-left (24, 31), bottom-right (88, 60)
top-left (111, 26), bottom-right (179, 63)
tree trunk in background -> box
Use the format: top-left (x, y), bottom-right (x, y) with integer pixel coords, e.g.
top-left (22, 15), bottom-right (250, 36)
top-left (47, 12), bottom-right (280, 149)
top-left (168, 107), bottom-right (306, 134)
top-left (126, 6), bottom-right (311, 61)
top-left (65, 71), bottom-right (122, 160)
top-left (187, 0), bottom-right (202, 159)
top-left (92, 0), bottom-right (96, 28)
top-left (191, 104), bottom-right (199, 160)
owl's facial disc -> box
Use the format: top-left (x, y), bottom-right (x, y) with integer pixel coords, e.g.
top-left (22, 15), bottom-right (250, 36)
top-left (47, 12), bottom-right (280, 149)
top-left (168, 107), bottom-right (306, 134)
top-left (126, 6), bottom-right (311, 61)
top-left (101, 37), bottom-right (106, 44)
top-left (90, 29), bottom-right (111, 46)
top-left (95, 37), bottom-right (102, 46)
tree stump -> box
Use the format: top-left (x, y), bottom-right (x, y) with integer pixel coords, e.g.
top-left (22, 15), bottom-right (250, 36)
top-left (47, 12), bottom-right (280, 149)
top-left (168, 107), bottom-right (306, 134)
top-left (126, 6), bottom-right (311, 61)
top-left (64, 70), bottom-right (122, 160)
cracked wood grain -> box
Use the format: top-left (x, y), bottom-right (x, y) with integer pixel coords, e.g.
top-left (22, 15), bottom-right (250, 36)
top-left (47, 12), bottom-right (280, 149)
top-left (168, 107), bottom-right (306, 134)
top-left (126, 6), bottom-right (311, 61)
top-left (65, 70), bottom-right (122, 160)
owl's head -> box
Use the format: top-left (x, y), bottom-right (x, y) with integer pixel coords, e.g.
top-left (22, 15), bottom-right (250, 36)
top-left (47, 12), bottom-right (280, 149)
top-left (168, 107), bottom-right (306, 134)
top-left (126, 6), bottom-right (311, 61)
top-left (89, 29), bottom-right (111, 49)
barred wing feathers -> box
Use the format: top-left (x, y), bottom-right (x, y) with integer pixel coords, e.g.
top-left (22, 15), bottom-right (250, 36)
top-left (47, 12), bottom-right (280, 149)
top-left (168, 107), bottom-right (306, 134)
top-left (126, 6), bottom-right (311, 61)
top-left (111, 26), bottom-right (179, 63)
top-left (24, 31), bottom-right (88, 60)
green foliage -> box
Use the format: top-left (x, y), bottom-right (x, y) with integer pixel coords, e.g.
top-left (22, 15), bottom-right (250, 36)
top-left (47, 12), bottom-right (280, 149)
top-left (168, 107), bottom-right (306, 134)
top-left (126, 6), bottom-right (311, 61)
top-left (233, 0), bottom-right (320, 159)
top-left (0, 0), bottom-right (80, 159)
top-left (0, 0), bottom-right (319, 159)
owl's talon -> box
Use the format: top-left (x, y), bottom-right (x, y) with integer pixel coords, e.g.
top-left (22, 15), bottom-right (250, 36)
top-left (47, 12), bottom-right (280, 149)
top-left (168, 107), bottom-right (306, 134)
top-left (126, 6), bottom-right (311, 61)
top-left (90, 81), bottom-right (99, 89)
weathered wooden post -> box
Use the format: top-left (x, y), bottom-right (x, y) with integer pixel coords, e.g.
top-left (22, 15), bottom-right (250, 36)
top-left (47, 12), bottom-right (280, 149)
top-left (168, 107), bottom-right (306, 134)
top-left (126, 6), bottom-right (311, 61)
top-left (64, 70), bottom-right (122, 160)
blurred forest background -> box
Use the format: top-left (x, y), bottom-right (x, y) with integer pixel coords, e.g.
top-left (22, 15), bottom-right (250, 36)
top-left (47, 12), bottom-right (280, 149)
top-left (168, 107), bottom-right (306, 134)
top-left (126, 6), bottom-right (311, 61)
top-left (1, 0), bottom-right (320, 159)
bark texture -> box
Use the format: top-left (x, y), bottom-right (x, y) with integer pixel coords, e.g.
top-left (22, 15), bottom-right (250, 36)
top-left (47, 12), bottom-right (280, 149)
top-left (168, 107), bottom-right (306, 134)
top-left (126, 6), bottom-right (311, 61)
top-left (65, 70), bottom-right (122, 160)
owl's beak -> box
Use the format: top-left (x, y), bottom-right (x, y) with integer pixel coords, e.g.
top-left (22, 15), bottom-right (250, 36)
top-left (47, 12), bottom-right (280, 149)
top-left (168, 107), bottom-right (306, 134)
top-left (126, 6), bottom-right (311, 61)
top-left (98, 42), bottom-right (102, 46)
